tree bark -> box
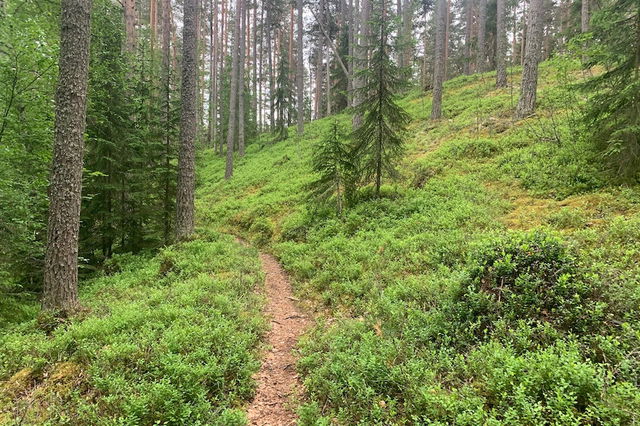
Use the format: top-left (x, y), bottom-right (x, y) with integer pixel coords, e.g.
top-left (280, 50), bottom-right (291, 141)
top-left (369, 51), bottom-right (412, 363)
top-left (477, 0), bottom-right (486, 72)
top-left (225, 0), bottom-right (242, 178)
top-left (162, 0), bottom-right (172, 243)
top-left (431, 0), bottom-right (446, 119)
top-left (238, 0), bottom-right (246, 156)
top-left (208, 0), bottom-right (218, 147)
top-left (176, 0), bottom-right (199, 239)
top-left (581, 0), bottom-right (589, 33)
top-left (296, 0), bottom-right (304, 135)
top-left (496, 0), bottom-right (507, 87)
top-left (463, 0), bottom-right (473, 75)
top-left (124, 0), bottom-right (137, 54)
top-left (43, 0), bottom-right (92, 313)
top-left (515, 0), bottom-right (543, 118)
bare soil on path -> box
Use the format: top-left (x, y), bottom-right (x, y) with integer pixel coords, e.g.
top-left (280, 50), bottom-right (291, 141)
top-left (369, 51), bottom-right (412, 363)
top-left (247, 251), bottom-right (310, 426)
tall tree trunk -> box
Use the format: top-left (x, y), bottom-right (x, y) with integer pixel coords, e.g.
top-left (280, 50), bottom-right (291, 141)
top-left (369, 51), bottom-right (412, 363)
top-left (431, 0), bottom-right (446, 119)
top-left (520, 1), bottom-right (527, 66)
top-left (477, 0), bottom-right (486, 72)
top-left (252, 3), bottom-right (258, 129)
top-left (176, 0), bottom-right (199, 238)
top-left (43, 0), bottom-right (92, 313)
top-left (581, 0), bottom-right (589, 33)
top-left (463, 0), bottom-right (473, 74)
top-left (218, 0), bottom-right (227, 154)
top-left (225, 0), bottom-right (242, 178)
top-left (401, 0), bottom-right (413, 70)
top-left (496, 0), bottom-right (507, 87)
top-left (296, 0), bottom-right (304, 135)
top-left (266, 3), bottom-right (274, 129)
top-left (515, 0), bottom-right (543, 118)
top-left (162, 0), bottom-right (172, 243)
top-left (444, 0), bottom-right (449, 79)
top-left (238, 0), bottom-right (246, 155)
top-left (124, 0), bottom-right (137, 54)
top-left (150, 0), bottom-right (157, 49)
top-left (314, 48), bottom-right (322, 119)
top-left (352, 0), bottom-right (370, 128)
top-left (208, 0), bottom-right (218, 147)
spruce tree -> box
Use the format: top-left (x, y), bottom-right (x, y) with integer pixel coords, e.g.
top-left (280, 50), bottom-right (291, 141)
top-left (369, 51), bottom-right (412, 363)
top-left (581, 0), bottom-right (640, 178)
top-left (351, 0), bottom-right (409, 197)
top-left (309, 120), bottom-right (355, 215)
top-left (274, 49), bottom-right (293, 141)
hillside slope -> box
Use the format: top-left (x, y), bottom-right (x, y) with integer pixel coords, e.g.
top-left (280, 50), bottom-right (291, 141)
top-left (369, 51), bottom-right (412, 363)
top-left (198, 59), bottom-right (640, 424)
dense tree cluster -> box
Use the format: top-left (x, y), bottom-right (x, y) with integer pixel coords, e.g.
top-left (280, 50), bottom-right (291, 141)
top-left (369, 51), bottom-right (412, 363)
top-left (0, 0), bottom-right (637, 312)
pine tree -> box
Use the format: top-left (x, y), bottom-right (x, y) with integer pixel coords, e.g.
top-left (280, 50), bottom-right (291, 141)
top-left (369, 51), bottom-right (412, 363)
top-left (431, 0), bottom-right (446, 119)
top-left (581, 0), bottom-right (640, 178)
top-left (515, 0), bottom-right (544, 118)
top-left (309, 120), bottom-right (355, 215)
top-left (352, 0), bottom-right (410, 196)
top-left (176, 0), bottom-right (198, 238)
top-left (43, 0), bottom-right (92, 313)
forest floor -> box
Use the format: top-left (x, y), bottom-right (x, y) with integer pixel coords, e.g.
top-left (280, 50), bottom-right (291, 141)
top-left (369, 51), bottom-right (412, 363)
top-left (246, 250), bottom-right (310, 425)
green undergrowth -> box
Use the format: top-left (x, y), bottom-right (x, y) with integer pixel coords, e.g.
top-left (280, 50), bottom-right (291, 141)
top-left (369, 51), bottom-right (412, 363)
top-left (0, 232), bottom-right (265, 425)
top-left (198, 59), bottom-right (640, 424)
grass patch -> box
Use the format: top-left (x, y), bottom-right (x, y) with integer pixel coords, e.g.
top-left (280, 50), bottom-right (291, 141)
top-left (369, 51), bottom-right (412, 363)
top-left (0, 233), bottom-right (265, 425)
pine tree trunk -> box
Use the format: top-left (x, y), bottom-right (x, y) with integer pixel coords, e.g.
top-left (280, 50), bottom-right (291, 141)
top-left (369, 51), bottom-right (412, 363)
top-left (463, 0), bottom-right (473, 75)
top-left (176, 0), bottom-right (199, 238)
top-left (401, 0), bottom-right (413, 70)
top-left (252, 4), bottom-right (258, 130)
top-left (515, 0), bottom-right (543, 118)
top-left (266, 5), bottom-right (274, 129)
top-left (581, 0), bottom-right (588, 33)
top-left (43, 0), bottom-right (92, 313)
top-left (150, 0), bottom-right (157, 49)
top-left (296, 0), bottom-right (304, 135)
top-left (208, 0), bottom-right (218, 146)
top-left (431, 0), bottom-right (446, 119)
top-left (225, 0), bottom-right (242, 178)
top-left (477, 0), bottom-right (486, 72)
top-left (124, 0), bottom-right (137, 54)
top-left (496, 0), bottom-right (508, 87)
top-left (162, 0), bottom-right (172, 243)
top-left (352, 0), bottom-right (370, 128)
top-left (238, 0), bottom-right (246, 156)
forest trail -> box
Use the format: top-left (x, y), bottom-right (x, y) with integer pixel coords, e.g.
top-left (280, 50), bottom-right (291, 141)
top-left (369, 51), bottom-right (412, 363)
top-left (247, 250), bottom-right (310, 425)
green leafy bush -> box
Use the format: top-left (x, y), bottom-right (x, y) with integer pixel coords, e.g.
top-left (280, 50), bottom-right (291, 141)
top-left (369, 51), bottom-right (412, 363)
top-left (456, 231), bottom-right (604, 338)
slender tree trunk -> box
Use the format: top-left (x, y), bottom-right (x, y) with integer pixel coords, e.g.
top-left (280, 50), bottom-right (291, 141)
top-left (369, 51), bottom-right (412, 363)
top-left (315, 48), bottom-right (323, 119)
top-left (176, 0), bottom-right (199, 239)
top-left (431, 0), bottom-right (446, 119)
top-left (252, 3), bottom-right (258, 129)
top-left (515, 0), bottom-right (543, 118)
top-left (43, 0), bottom-right (92, 313)
top-left (352, 0), bottom-right (370, 128)
top-left (581, 0), bottom-right (589, 33)
top-left (208, 0), bottom-right (218, 146)
top-left (162, 0), bottom-right (172, 243)
top-left (150, 0), bottom-right (157, 49)
top-left (238, 0), bottom-right (246, 155)
top-left (296, 0), bottom-right (304, 135)
top-left (463, 0), bottom-right (473, 74)
top-left (225, 0), bottom-right (242, 177)
top-left (444, 0), bottom-right (449, 79)
top-left (477, 0), bottom-right (486, 72)
top-left (124, 0), bottom-right (137, 54)
top-left (496, 0), bottom-right (507, 87)
top-left (520, 1), bottom-right (527, 66)
top-left (401, 0), bottom-right (413, 71)
top-left (266, 4), bottom-right (274, 129)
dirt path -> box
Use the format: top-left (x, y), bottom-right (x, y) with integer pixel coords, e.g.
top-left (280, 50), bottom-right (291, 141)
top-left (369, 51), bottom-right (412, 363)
top-left (247, 252), bottom-right (310, 426)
